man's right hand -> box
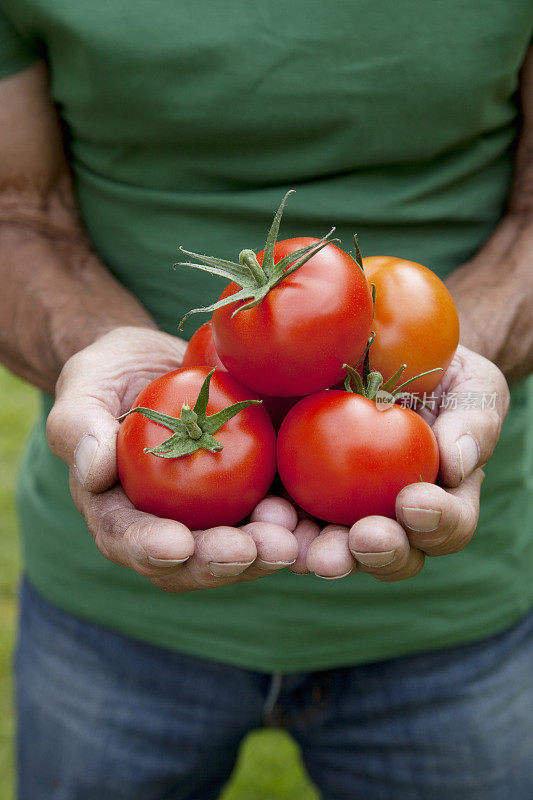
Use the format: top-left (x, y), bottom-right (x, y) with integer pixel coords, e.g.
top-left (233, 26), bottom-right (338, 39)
top-left (0, 65), bottom-right (314, 590)
top-left (46, 326), bottom-right (304, 592)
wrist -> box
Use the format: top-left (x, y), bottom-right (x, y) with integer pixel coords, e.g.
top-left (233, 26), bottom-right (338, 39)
top-left (445, 211), bottom-right (533, 381)
top-left (0, 223), bottom-right (159, 391)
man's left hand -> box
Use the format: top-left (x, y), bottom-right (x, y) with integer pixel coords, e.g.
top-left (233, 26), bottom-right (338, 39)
top-left (304, 345), bottom-right (510, 581)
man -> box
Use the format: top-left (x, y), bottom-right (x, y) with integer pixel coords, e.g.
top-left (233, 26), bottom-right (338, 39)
top-left (1, 1), bottom-right (532, 797)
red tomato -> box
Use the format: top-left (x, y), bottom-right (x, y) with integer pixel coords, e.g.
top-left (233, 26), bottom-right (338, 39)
top-left (212, 239), bottom-right (374, 397)
top-left (363, 257), bottom-right (460, 395)
top-left (181, 323), bottom-right (225, 370)
top-left (117, 367), bottom-right (277, 529)
top-left (277, 390), bottom-right (439, 525)
top-left (182, 322), bottom-right (300, 429)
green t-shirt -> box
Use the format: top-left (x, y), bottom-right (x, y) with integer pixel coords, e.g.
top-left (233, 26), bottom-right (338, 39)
top-left (2, 0), bottom-right (533, 671)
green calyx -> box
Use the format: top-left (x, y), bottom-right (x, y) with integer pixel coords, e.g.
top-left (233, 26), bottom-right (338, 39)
top-left (349, 235), bottom-right (376, 316)
top-left (352, 233), bottom-right (364, 273)
top-left (343, 334), bottom-right (443, 406)
top-left (117, 369), bottom-right (261, 458)
top-left (176, 190), bottom-right (338, 329)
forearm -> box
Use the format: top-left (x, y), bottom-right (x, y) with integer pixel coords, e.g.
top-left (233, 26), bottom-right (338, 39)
top-left (0, 64), bottom-right (158, 393)
top-left (446, 47), bottom-right (533, 383)
top-left (445, 210), bottom-right (533, 382)
top-left (0, 208), bottom-right (156, 393)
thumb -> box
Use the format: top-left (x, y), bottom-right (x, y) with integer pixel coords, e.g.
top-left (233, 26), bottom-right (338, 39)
top-left (432, 346), bottom-right (509, 488)
top-left (46, 376), bottom-right (119, 494)
top-left (432, 405), bottom-right (502, 488)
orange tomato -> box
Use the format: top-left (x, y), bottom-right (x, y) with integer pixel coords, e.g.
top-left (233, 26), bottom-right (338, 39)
top-left (363, 256), bottom-right (460, 396)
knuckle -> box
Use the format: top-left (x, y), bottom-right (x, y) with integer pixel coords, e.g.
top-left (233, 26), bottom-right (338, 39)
top-left (379, 550), bottom-right (425, 581)
top-left (149, 576), bottom-right (185, 593)
top-left (458, 504), bottom-right (479, 547)
top-left (68, 472), bottom-right (86, 515)
top-left (122, 520), bottom-right (172, 578)
top-left (123, 518), bottom-right (150, 560)
top-left (493, 366), bottom-right (510, 410)
top-left (93, 529), bottom-right (113, 561)
top-left (45, 403), bottom-right (64, 451)
top-left (55, 352), bottom-right (82, 392)
top-left (439, 501), bottom-right (478, 555)
top-left (501, 382), bottom-right (511, 415)
top-left (82, 497), bottom-right (102, 543)
top-left (409, 552), bottom-right (426, 578)
top-left (483, 408), bottom-right (502, 440)
top-left (429, 536), bottom-right (466, 557)
top-left (88, 501), bottom-right (133, 565)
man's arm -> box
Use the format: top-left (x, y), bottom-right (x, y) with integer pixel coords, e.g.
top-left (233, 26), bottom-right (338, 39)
top-left (0, 60), bottom-right (301, 591)
top-left (0, 62), bottom-right (158, 393)
top-left (445, 47), bottom-right (533, 382)
top-left (307, 49), bottom-right (533, 579)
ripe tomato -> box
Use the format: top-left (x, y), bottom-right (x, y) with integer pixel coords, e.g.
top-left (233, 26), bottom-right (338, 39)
top-left (182, 321), bottom-right (300, 429)
top-left (212, 238), bottom-right (373, 397)
top-left (178, 192), bottom-right (373, 397)
top-left (181, 323), bottom-right (225, 370)
top-left (277, 390), bottom-right (439, 525)
top-left (363, 257), bottom-right (459, 395)
top-left (117, 367), bottom-right (277, 529)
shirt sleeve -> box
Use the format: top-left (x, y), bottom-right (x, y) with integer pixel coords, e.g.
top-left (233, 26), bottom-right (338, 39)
top-left (0, 6), bottom-right (41, 79)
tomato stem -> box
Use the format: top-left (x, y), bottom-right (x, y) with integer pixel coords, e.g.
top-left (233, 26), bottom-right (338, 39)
top-left (239, 249), bottom-right (268, 287)
top-left (176, 191), bottom-right (339, 329)
top-left (342, 336), bottom-right (445, 404)
top-left (180, 405), bottom-right (203, 440)
top-left (365, 372), bottom-right (384, 400)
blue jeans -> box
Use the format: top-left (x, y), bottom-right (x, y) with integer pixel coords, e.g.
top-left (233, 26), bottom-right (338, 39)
top-left (15, 579), bottom-right (533, 800)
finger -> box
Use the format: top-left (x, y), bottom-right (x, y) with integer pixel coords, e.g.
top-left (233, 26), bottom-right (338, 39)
top-left (306, 527), bottom-right (356, 579)
top-left (69, 472), bottom-right (195, 576)
top-left (176, 526), bottom-right (258, 588)
top-left (47, 354), bottom-right (121, 493)
top-left (396, 470), bottom-right (484, 556)
top-left (47, 329), bottom-right (187, 494)
top-left (433, 415), bottom-right (490, 488)
top-left (250, 496), bottom-right (299, 531)
top-left (433, 347), bottom-right (509, 487)
top-left (291, 518), bottom-right (321, 574)
top-left (349, 516), bottom-right (425, 581)
top-left (132, 524), bottom-right (260, 592)
top-left (239, 522), bottom-right (299, 575)
top-left (71, 473), bottom-right (261, 592)
top-left (322, 524), bottom-right (348, 533)
top-left (49, 395), bottom-right (119, 492)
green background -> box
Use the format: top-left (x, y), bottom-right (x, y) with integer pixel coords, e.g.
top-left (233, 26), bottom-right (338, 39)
top-left (0, 366), bottom-right (318, 800)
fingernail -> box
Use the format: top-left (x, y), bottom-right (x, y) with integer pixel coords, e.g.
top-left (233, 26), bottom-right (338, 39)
top-left (457, 435), bottom-right (480, 480)
top-left (255, 558), bottom-right (297, 572)
top-left (147, 556), bottom-right (190, 567)
top-left (402, 507), bottom-right (441, 532)
top-left (315, 569), bottom-right (353, 580)
top-left (74, 435), bottom-right (98, 485)
top-left (208, 561), bottom-right (251, 577)
top-left (351, 550), bottom-right (396, 567)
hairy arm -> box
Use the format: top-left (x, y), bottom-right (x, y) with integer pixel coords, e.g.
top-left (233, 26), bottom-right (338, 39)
top-left (0, 62), bottom-right (157, 393)
top-left (446, 47), bottom-right (533, 382)
top-left (0, 60), bottom-right (301, 591)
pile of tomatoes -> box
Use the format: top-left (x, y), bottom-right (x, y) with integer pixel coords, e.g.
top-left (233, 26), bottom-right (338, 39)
top-left (117, 193), bottom-right (459, 530)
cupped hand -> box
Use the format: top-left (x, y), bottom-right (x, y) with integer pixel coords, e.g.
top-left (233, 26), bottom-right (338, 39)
top-left (46, 326), bottom-right (300, 592)
top-left (304, 345), bottom-right (510, 581)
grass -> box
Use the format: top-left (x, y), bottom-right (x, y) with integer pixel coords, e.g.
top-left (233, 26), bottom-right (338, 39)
top-left (0, 368), bottom-right (37, 800)
top-left (0, 367), bottom-right (319, 800)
